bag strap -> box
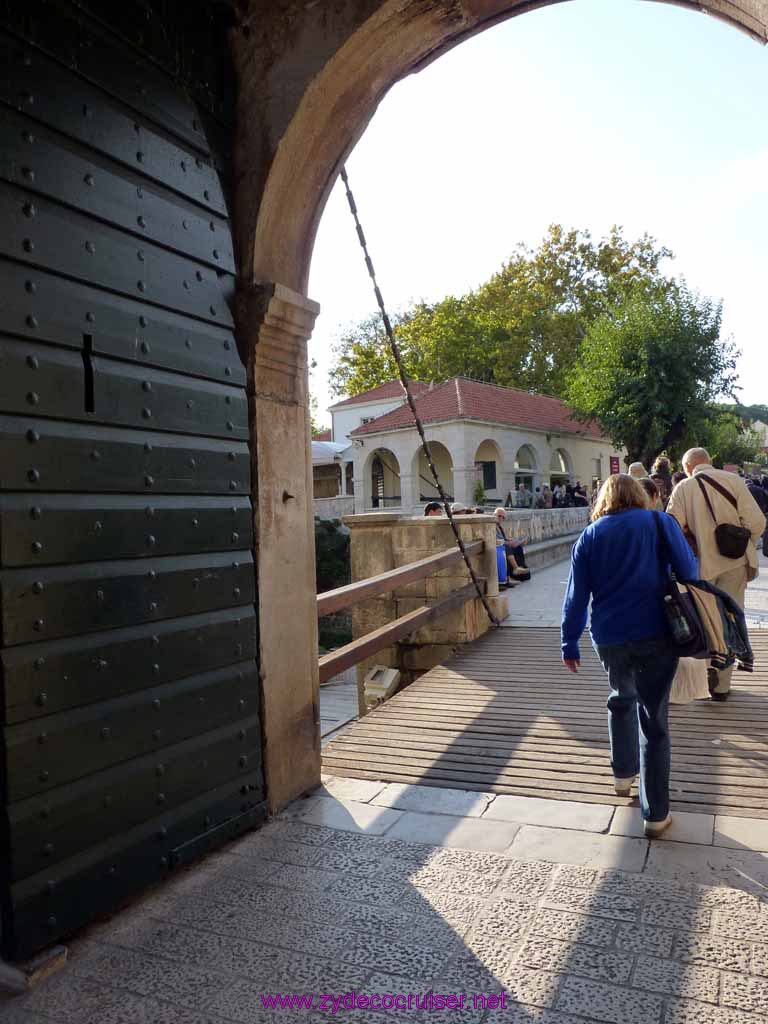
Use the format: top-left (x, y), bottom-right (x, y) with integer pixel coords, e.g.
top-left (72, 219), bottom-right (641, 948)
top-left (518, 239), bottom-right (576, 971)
top-left (695, 476), bottom-right (719, 524)
top-left (698, 474), bottom-right (739, 512)
top-left (653, 511), bottom-right (669, 573)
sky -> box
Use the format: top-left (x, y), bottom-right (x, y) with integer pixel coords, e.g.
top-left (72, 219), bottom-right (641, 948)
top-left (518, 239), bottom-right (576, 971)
top-left (307, 0), bottom-right (768, 425)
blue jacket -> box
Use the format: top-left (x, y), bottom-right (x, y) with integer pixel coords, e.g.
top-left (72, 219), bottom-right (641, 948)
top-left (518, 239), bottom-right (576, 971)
top-left (561, 509), bottom-right (699, 661)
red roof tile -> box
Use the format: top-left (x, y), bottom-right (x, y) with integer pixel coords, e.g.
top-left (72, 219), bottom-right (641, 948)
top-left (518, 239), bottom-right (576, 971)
top-left (348, 377), bottom-right (606, 440)
top-left (329, 380), bottom-right (430, 409)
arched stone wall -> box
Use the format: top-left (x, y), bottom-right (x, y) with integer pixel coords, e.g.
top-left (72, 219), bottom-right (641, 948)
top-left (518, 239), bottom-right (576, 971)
top-left (232, 0), bottom-right (767, 809)
top-left (239, 0), bottom-right (767, 292)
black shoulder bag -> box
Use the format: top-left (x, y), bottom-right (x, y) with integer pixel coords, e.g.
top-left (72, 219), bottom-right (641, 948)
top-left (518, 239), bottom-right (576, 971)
top-left (653, 512), bottom-right (708, 659)
top-left (696, 475), bottom-right (751, 559)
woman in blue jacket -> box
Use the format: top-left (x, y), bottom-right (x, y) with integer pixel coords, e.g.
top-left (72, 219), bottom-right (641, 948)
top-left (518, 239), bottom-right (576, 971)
top-left (561, 474), bottom-right (698, 837)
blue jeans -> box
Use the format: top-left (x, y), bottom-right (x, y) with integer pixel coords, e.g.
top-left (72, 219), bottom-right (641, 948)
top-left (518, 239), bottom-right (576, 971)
top-left (594, 638), bottom-right (678, 822)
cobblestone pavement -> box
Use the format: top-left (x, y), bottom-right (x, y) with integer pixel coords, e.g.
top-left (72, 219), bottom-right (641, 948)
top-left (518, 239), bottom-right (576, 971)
top-left (3, 814), bottom-right (768, 1023)
top-left (503, 552), bottom-right (768, 629)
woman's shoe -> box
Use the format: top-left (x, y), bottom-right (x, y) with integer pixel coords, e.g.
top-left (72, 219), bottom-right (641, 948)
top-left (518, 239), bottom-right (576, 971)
top-left (613, 775), bottom-right (636, 797)
top-left (644, 814), bottom-right (673, 838)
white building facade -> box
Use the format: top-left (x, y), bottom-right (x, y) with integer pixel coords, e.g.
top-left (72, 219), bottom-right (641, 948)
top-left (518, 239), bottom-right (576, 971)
top-left (315, 377), bottom-right (624, 517)
top-left (351, 418), bottom-right (619, 513)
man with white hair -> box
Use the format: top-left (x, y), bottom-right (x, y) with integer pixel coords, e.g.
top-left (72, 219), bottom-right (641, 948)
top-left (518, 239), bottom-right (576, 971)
top-left (667, 447), bottom-right (765, 700)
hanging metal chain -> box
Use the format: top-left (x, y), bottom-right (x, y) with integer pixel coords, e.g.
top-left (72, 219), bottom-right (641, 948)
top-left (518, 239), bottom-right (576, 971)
top-left (340, 167), bottom-right (500, 628)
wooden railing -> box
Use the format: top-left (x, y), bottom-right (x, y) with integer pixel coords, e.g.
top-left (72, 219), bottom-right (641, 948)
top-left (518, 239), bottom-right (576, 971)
top-left (317, 540), bottom-right (485, 684)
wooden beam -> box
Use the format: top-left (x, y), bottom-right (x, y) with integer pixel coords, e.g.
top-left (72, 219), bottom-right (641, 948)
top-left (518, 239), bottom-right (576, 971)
top-left (318, 582), bottom-right (481, 683)
top-left (317, 540), bottom-right (483, 617)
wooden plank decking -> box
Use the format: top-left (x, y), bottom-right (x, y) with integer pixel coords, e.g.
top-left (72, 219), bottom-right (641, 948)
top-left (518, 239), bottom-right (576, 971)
top-left (322, 627), bottom-right (768, 819)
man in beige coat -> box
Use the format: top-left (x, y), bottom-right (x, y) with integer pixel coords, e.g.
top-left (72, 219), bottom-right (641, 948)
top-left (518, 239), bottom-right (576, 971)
top-left (667, 448), bottom-right (765, 700)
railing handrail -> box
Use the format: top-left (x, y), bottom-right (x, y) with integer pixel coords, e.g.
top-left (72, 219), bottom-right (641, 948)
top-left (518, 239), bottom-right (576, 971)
top-left (317, 539), bottom-right (484, 617)
top-left (318, 582), bottom-right (482, 684)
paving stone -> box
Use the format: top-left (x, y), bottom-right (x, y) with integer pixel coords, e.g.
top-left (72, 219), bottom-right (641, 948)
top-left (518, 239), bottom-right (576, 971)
top-left (543, 884), bottom-right (641, 922)
top-left (318, 777), bottom-right (388, 803)
top-left (613, 923), bottom-right (674, 957)
top-left (750, 944), bottom-right (768, 977)
top-left (373, 783), bottom-right (494, 817)
top-left (502, 966), bottom-right (565, 1008)
top-left (721, 971), bottom-right (768, 1014)
top-left (641, 899), bottom-right (712, 932)
top-left (646, 840), bottom-right (768, 894)
top-left (633, 954), bottom-right (720, 1002)
top-left (599, 870), bottom-right (697, 904)
top-left (322, 829), bottom-right (436, 863)
top-left (19, 973), bottom-right (148, 1024)
top-left (610, 807), bottom-right (714, 845)
top-left (714, 909), bottom-right (768, 944)
top-left (498, 858), bottom-right (557, 901)
top-left (480, 896), bottom-right (535, 942)
top-left (486, 795), bottom-right (614, 832)
top-left (665, 996), bottom-right (768, 1024)
top-left (425, 847), bottom-right (510, 875)
top-left (553, 864), bottom-right (599, 888)
top-left (554, 976), bottom-right (663, 1024)
top-left (263, 862), bottom-right (340, 892)
top-left (486, 1006), bottom-right (587, 1024)
top-left (517, 936), bottom-right (633, 984)
top-left (409, 865), bottom-right (502, 897)
top-left (202, 978), bottom-right (310, 1022)
top-left (695, 887), bottom-right (764, 915)
top-left (324, 872), bottom-right (412, 906)
top-left (404, 888), bottom-right (484, 927)
top-left (203, 852), bottom-right (282, 884)
top-left (292, 794), bottom-right (404, 834)
top-left (312, 895), bottom-right (470, 950)
top-left (385, 810), bottom-right (520, 851)
top-left (365, 972), bottom-right (487, 1021)
top-left (531, 908), bottom-right (617, 946)
top-left (509, 826), bottom-right (647, 872)
top-left (715, 816), bottom-right (768, 853)
top-left (675, 933), bottom-right (752, 972)
top-left (448, 938), bottom-right (516, 986)
top-left (265, 819), bottom-right (338, 845)
top-left (228, 834), bottom-right (326, 867)
top-left (68, 942), bottom-right (229, 1010)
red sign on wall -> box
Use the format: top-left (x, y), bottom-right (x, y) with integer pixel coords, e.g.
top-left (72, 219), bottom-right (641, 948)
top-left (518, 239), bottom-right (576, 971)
top-left (609, 456), bottom-right (621, 475)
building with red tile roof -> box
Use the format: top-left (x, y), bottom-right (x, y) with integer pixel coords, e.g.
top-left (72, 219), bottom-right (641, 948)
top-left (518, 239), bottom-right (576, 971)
top-left (335, 377), bottom-right (622, 513)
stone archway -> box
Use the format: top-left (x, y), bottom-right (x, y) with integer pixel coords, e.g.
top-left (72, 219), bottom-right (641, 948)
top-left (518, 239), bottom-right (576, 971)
top-left (240, 0), bottom-right (766, 293)
top-left (233, 0), bottom-right (767, 810)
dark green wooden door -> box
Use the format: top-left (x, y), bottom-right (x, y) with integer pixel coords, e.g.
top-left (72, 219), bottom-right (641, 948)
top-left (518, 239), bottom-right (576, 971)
top-left (0, 0), bottom-right (265, 960)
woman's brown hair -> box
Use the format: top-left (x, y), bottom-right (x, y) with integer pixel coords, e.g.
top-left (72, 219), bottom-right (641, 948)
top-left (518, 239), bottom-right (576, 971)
top-left (591, 474), bottom-right (650, 522)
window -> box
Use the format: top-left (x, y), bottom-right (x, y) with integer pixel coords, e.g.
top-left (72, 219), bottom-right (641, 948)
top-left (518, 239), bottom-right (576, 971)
top-left (360, 416), bottom-right (374, 425)
top-left (476, 461), bottom-right (497, 491)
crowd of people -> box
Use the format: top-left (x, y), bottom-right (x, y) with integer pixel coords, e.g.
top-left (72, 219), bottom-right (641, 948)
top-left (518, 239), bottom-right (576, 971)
top-left (561, 448), bottom-right (766, 837)
top-left (513, 481), bottom-right (590, 509)
top-left (422, 500), bottom-right (532, 588)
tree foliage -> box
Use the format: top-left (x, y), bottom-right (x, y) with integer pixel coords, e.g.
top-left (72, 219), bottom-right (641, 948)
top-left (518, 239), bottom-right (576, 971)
top-left (565, 284), bottom-right (739, 469)
top-left (694, 408), bottom-right (763, 469)
top-left (329, 225), bottom-right (673, 398)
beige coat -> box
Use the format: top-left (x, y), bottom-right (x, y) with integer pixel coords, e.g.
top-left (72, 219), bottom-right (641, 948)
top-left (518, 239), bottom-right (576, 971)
top-left (667, 465), bottom-right (766, 582)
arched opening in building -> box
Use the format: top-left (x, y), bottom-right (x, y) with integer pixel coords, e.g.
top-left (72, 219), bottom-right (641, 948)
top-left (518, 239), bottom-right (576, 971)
top-left (514, 443), bottom-right (539, 497)
top-left (367, 448), bottom-right (402, 509)
top-left (550, 447), bottom-right (573, 488)
top-left (474, 439), bottom-right (504, 505)
top-left (413, 442), bottom-right (455, 504)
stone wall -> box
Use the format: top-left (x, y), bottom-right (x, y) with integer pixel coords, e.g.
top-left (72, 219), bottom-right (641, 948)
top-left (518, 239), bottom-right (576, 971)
top-left (343, 513), bottom-right (508, 713)
top-left (499, 507), bottom-right (590, 544)
top-left (314, 495), bottom-right (355, 521)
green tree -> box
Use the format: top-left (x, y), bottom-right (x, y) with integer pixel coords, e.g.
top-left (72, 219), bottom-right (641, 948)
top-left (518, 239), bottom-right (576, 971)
top-left (694, 408), bottom-right (762, 468)
top-left (565, 283), bottom-right (738, 469)
top-left (329, 224), bottom-right (673, 397)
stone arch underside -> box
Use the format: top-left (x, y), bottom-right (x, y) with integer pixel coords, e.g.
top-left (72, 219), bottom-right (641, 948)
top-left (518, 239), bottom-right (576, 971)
top-left (242, 0), bottom-right (767, 294)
